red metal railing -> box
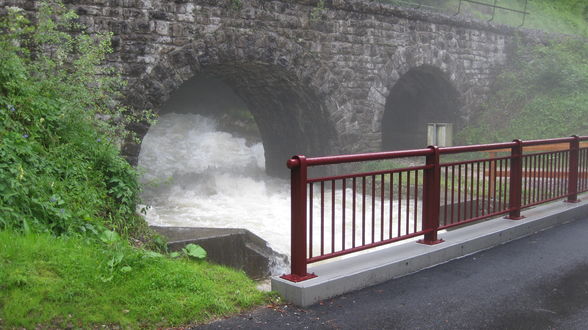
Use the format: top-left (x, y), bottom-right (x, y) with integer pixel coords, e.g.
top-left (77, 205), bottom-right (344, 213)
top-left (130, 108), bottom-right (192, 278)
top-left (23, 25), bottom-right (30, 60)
top-left (281, 136), bottom-right (588, 282)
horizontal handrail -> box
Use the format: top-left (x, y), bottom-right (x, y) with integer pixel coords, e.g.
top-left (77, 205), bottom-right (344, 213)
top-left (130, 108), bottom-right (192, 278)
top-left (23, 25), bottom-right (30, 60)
top-left (287, 148), bottom-right (433, 168)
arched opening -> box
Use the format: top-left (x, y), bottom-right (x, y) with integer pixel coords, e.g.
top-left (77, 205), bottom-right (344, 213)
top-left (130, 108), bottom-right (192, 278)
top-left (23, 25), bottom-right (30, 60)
top-left (157, 75), bottom-right (260, 142)
top-left (139, 63), bottom-right (335, 178)
top-left (382, 65), bottom-right (461, 150)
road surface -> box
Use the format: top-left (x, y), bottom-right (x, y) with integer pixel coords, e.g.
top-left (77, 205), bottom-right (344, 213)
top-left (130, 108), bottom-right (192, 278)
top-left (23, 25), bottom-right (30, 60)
top-left (195, 216), bottom-right (588, 329)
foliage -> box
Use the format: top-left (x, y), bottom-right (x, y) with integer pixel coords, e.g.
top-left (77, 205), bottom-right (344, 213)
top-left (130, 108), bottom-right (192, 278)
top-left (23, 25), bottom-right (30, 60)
top-left (168, 243), bottom-right (208, 260)
top-left (458, 39), bottom-right (588, 144)
top-left (0, 3), bottom-right (272, 329)
top-left (0, 231), bottom-right (270, 328)
top-left (0, 1), bottom-right (149, 237)
top-left (182, 243), bottom-right (208, 260)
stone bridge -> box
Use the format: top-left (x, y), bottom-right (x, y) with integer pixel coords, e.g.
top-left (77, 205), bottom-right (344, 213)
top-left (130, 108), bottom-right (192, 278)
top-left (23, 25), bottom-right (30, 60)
top-left (5, 0), bottom-right (543, 176)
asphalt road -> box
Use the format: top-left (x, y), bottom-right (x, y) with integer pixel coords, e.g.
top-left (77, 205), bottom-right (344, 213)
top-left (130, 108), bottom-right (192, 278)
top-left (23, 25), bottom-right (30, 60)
top-left (195, 216), bottom-right (588, 330)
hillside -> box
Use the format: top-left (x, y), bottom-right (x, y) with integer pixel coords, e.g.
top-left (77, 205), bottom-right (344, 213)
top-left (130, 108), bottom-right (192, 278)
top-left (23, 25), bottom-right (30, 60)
top-left (379, 0), bottom-right (588, 37)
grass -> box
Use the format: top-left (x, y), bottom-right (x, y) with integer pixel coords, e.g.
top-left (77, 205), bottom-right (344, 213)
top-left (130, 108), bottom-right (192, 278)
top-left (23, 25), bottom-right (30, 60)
top-left (377, 0), bottom-right (588, 37)
top-left (0, 230), bottom-right (272, 328)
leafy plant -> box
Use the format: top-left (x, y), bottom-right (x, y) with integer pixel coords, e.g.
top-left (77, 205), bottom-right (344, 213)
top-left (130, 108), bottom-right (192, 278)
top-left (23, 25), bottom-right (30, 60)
top-left (169, 243), bottom-right (208, 260)
top-left (182, 243), bottom-right (207, 260)
top-left (0, 1), bottom-right (150, 238)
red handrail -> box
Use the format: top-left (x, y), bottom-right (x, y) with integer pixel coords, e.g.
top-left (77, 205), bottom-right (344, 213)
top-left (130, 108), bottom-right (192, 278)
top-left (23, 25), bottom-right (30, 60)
top-left (281, 136), bottom-right (588, 282)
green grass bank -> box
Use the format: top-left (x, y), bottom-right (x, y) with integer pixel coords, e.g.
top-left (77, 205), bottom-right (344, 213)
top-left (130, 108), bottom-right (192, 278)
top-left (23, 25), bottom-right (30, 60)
top-left (0, 231), bottom-right (270, 328)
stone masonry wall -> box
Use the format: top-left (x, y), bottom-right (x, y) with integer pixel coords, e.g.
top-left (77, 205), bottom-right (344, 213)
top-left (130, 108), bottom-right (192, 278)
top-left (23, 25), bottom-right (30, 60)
top-left (0, 0), bottom-right (544, 173)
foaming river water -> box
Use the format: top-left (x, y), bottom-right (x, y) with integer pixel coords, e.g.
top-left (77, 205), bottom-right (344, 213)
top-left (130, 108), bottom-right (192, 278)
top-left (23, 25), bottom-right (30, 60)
top-left (139, 113), bottom-right (421, 275)
top-left (138, 113), bottom-right (292, 258)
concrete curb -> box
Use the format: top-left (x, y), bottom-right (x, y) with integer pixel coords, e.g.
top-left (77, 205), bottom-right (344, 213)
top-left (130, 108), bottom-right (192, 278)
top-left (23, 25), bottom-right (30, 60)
top-left (151, 226), bottom-right (288, 279)
top-left (271, 198), bottom-right (588, 306)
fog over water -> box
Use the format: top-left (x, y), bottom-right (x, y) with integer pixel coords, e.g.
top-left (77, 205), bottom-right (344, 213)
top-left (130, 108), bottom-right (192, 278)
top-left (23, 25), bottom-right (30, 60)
top-left (138, 113), bottom-right (293, 257)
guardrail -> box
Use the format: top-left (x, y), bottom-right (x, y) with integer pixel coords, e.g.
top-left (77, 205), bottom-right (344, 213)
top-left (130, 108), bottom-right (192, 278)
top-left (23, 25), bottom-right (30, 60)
top-left (281, 136), bottom-right (588, 282)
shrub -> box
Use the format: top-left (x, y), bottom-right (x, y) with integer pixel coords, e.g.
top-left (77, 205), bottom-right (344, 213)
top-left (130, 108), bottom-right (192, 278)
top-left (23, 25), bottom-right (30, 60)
top-left (0, 2), bottom-right (148, 237)
top-left (458, 39), bottom-right (588, 144)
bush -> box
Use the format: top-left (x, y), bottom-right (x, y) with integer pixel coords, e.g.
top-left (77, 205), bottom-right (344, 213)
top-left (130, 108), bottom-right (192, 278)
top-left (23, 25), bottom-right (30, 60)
top-left (0, 2), bottom-right (148, 237)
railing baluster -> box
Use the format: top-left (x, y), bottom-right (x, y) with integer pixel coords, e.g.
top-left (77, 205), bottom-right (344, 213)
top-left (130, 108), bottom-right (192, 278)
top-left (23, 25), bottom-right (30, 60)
top-left (309, 182), bottom-right (313, 259)
top-left (398, 172), bottom-right (402, 236)
top-left (584, 148), bottom-right (588, 191)
top-left (504, 158), bottom-right (509, 211)
top-left (451, 165), bottom-right (456, 224)
top-left (371, 175), bottom-right (376, 243)
top-left (541, 153), bottom-right (547, 201)
top-left (406, 171), bottom-right (410, 234)
top-left (331, 180), bottom-right (335, 253)
top-left (497, 159), bottom-right (503, 211)
top-left (342, 179), bottom-right (346, 251)
top-left (362, 176), bottom-right (366, 246)
top-left (321, 181), bottom-right (325, 255)
top-left (381, 174), bottom-right (385, 241)
top-left (470, 162), bottom-right (475, 219)
top-left (389, 172), bottom-right (394, 239)
top-left (414, 170), bottom-right (419, 233)
top-left (352, 177), bottom-right (356, 248)
top-left (563, 152), bottom-right (569, 199)
top-left (492, 159), bottom-right (497, 213)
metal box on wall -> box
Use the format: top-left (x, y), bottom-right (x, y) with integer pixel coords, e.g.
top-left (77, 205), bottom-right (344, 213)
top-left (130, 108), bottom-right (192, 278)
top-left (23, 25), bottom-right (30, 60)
top-left (427, 123), bottom-right (453, 147)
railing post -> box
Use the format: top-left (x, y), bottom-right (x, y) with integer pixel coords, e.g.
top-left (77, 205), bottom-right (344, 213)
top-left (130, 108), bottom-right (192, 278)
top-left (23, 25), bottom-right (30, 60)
top-left (281, 156), bottom-right (317, 282)
top-left (506, 139), bottom-right (525, 220)
top-left (566, 135), bottom-right (580, 203)
top-left (418, 146), bottom-right (444, 245)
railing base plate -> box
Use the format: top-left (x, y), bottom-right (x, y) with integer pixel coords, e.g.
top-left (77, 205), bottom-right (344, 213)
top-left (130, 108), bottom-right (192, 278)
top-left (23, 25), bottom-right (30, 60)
top-left (417, 239), bottom-right (445, 245)
top-left (280, 273), bottom-right (318, 283)
top-left (505, 215), bottom-right (526, 220)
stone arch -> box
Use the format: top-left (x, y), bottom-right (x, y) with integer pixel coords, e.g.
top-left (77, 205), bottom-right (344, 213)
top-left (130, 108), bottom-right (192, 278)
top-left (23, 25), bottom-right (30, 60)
top-left (381, 65), bottom-right (461, 150)
top-left (124, 30), bottom-right (340, 177)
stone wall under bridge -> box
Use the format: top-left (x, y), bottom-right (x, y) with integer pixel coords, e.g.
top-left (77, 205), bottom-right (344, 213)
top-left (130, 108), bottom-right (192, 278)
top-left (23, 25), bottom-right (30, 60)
top-left (2, 0), bottom-right (546, 176)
